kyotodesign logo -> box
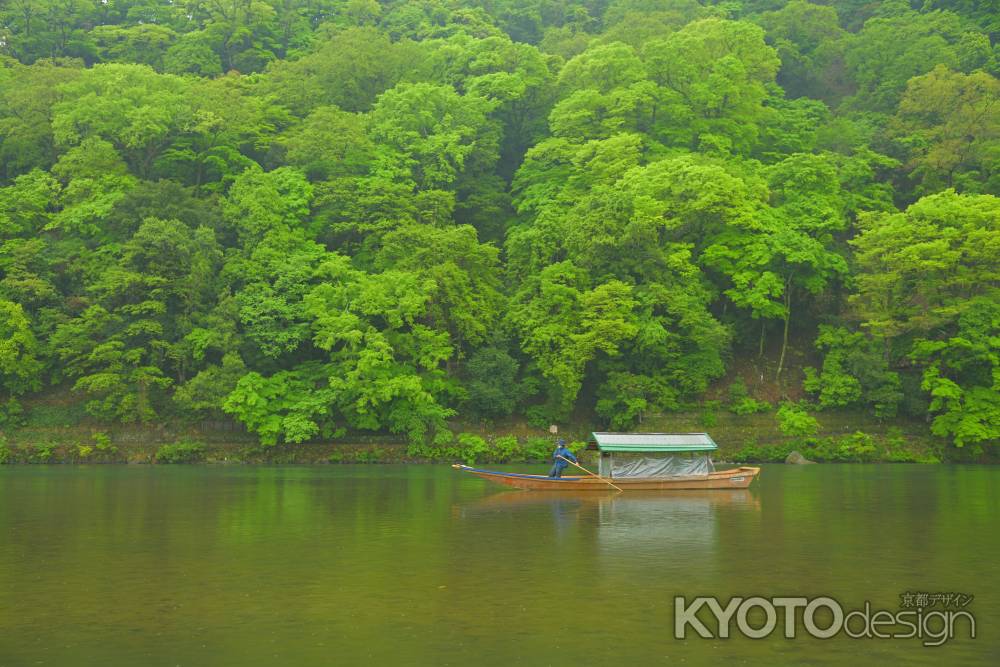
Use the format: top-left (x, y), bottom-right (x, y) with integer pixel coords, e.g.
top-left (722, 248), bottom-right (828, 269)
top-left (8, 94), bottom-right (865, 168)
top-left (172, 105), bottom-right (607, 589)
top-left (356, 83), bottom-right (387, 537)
top-left (673, 594), bottom-right (976, 647)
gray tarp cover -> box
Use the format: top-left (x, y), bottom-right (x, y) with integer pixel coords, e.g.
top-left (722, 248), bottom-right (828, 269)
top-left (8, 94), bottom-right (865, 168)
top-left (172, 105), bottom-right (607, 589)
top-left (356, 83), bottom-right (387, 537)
top-left (602, 454), bottom-right (714, 478)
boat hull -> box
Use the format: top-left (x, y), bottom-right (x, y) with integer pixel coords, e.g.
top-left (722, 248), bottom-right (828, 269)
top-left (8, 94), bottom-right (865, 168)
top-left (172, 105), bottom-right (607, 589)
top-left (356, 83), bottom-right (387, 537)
top-left (451, 464), bottom-right (760, 490)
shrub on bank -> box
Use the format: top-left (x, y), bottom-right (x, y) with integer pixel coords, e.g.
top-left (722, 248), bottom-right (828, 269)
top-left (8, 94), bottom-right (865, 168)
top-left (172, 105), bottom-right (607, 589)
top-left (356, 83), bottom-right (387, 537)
top-left (730, 439), bottom-right (795, 463)
top-left (727, 380), bottom-right (771, 415)
top-left (730, 431), bottom-right (939, 463)
top-left (408, 432), bottom-right (513, 464)
top-left (776, 402), bottom-right (820, 437)
top-left (92, 431), bottom-right (116, 455)
top-left (0, 398), bottom-right (25, 428)
top-left (492, 435), bottom-right (520, 461)
top-left (29, 441), bottom-right (55, 463)
top-left (456, 433), bottom-right (488, 464)
top-left (155, 441), bottom-right (206, 463)
top-left (522, 436), bottom-right (552, 461)
top-left (403, 433), bottom-right (582, 464)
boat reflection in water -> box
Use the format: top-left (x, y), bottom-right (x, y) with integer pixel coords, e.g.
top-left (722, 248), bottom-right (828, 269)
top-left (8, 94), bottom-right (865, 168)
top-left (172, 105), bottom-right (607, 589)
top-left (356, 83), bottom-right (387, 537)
top-left (465, 489), bottom-right (758, 510)
top-left (455, 488), bottom-right (760, 547)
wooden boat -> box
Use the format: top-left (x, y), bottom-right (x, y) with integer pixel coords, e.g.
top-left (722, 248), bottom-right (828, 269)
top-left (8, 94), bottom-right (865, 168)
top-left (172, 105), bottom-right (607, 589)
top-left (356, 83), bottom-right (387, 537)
top-left (452, 431), bottom-right (760, 491)
top-left (452, 463), bottom-right (760, 490)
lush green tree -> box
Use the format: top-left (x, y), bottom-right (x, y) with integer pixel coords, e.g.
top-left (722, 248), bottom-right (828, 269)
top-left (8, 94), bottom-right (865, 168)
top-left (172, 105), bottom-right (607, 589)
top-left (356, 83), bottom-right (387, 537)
top-left (851, 191), bottom-right (1000, 346)
top-left (642, 18), bottom-right (781, 154)
top-left (157, 74), bottom-right (283, 189)
top-left (223, 363), bottom-right (337, 445)
top-left (374, 223), bottom-right (504, 350)
top-left (369, 82), bottom-right (497, 190)
top-left (303, 254), bottom-right (458, 443)
top-left (174, 351), bottom-right (247, 418)
top-left (756, 0), bottom-right (849, 103)
top-left (91, 23), bottom-right (177, 69)
top-left (0, 57), bottom-right (81, 180)
top-left (776, 401), bottom-right (819, 438)
top-left (601, 0), bottom-right (709, 47)
top-left (49, 217), bottom-right (221, 422)
top-left (804, 325), bottom-right (902, 417)
top-left (47, 137), bottom-right (137, 237)
top-left (222, 166), bottom-right (312, 244)
top-left (278, 106), bottom-right (373, 181)
top-left (162, 32), bottom-right (224, 77)
top-left (0, 0), bottom-right (97, 63)
top-left (462, 346), bottom-right (520, 419)
top-left (888, 65), bottom-right (1000, 198)
top-left (912, 298), bottom-right (1000, 447)
top-left (258, 27), bottom-right (424, 114)
top-left (52, 64), bottom-right (192, 177)
top-left (844, 6), bottom-right (992, 113)
top-left (508, 261), bottom-right (638, 419)
top-left (0, 168), bottom-right (59, 237)
top-left (0, 299), bottom-right (43, 395)
top-left (0, 0), bottom-right (998, 453)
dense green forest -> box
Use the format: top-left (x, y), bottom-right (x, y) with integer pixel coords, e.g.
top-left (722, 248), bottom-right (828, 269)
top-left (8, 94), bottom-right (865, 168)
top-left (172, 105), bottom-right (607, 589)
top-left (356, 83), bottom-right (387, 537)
top-left (0, 0), bottom-right (998, 453)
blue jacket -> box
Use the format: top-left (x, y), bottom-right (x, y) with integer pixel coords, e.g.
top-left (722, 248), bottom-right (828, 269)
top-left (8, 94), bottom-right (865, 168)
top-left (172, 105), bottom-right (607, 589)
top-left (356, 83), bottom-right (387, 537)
top-left (552, 445), bottom-right (577, 469)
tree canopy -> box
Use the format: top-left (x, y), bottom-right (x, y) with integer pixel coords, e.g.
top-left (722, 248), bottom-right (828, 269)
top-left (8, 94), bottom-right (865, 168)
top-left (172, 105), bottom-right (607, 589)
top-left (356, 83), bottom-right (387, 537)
top-left (1, 0), bottom-right (998, 449)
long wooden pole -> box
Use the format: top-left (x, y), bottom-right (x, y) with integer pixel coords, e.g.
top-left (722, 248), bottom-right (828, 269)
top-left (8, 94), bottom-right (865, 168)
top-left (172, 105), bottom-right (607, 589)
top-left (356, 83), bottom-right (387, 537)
top-left (559, 455), bottom-right (623, 492)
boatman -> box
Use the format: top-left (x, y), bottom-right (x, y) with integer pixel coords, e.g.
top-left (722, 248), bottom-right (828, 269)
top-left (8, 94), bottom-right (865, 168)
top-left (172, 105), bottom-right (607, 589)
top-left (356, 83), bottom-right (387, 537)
top-left (548, 439), bottom-right (577, 478)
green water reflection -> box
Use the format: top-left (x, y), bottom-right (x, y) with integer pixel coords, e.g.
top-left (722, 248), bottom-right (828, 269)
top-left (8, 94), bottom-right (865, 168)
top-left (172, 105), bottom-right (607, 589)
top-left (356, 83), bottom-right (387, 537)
top-left (0, 464), bottom-right (996, 665)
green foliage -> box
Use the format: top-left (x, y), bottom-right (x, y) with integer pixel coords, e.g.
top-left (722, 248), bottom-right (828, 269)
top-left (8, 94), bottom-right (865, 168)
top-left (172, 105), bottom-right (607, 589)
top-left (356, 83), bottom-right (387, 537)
top-left (508, 262), bottom-right (639, 420)
top-left (732, 432), bottom-right (937, 463)
top-left (0, 299), bottom-right (42, 395)
top-left (223, 366), bottom-right (334, 447)
top-left (0, 435), bottom-right (11, 464)
top-left (727, 380), bottom-right (770, 415)
top-left (462, 347), bottom-right (520, 420)
top-left (0, 0), bottom-right (997, 455)
top-left (91, 431), bottom-right (113, 452)
top-left (731, 440), bottom-right (795, 463)
top-left (407, 432), bottom-right (525, 463)
top-left (851, 191), bottom-right (999, 445)
top-left (843, 6), bottom-right (991, 113)
top-left (700, 400), bottom-right (720, 428)
top-left (29, 441), bottom-right (56, 463)
top-left (828, 432), bottom-right (877, 462)
top-left (456, 433), bottom-right (489, 465)
top-left (0, 397), bottom-right (25, 427)
top-left (776, 402), bottom-right (820, 438)
top-left (803, 326), bottom-right (902, 417)
top-left (353, 447), bottom-right (385, 464)
top-left (77, 430), bottom-right (119, 460)
top-left (852, 191), bottom-right (1000, 344)
top-left (596, 371), bottom-right (679, 430)
top-left (912, 298), bottom-right (1000, 447)
top-left (155, 440), bottom-right (207, 464)
top-left (492, 435), bottom-right (520, 461)
top-left (888, 66), bottom-right (1000, 198)
top-left (522, 436), bottom-right (554, 462)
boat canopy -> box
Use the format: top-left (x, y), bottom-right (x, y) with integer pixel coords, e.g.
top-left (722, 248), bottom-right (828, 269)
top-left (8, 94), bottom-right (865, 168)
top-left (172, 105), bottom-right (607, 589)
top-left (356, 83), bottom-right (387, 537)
top-left (590, 432), bottom-right (718, 453)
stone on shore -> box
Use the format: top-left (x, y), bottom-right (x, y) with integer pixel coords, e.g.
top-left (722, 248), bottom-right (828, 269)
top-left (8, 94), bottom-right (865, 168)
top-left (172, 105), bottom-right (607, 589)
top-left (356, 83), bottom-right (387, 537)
top-left (785, 450), bottom-right (816, 465)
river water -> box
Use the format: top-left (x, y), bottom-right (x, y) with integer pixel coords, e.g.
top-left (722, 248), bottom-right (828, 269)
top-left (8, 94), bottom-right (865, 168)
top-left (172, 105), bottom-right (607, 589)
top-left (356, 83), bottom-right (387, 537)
top-left (0, 464), bottom-right (996, 665)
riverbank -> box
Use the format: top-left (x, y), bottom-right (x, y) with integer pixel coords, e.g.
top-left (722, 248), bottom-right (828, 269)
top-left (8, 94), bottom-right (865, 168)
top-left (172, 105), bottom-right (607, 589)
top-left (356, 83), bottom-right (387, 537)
top-left (0, 398), bottom-right (980, 464)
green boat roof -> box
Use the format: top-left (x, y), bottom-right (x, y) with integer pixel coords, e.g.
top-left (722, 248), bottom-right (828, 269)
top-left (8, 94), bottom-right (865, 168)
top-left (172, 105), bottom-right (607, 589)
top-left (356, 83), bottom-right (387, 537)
top-left (590, 432), bottom-right (718, 453)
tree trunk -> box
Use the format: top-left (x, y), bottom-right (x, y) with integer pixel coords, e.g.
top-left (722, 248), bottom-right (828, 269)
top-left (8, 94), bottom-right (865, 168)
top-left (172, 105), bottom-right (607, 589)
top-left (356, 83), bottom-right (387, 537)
top-left (758, 320), bottom-right (766, 358)
top-left (775, 288), bottom-right (791, 381)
